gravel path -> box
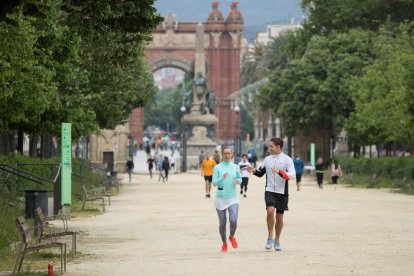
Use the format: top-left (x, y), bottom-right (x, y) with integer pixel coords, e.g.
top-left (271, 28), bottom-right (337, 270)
top-left (65, 172), bottom-right (414, 275)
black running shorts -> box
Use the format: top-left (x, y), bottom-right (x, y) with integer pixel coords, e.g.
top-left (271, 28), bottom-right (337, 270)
top-left (204, 175), bottom-right (213, 182)
top-left (265, 191), bottom-right (289, 214)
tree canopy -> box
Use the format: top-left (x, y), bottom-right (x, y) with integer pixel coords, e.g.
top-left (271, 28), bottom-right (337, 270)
top-left (243, 0), bottom-right (414, 156)
top-left (0, 0), bottom-right (162, 151)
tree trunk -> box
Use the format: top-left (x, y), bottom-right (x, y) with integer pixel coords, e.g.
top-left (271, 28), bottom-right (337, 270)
top-left (29, 136), bottom-right (40, 157)
top-left (0, 135), bottom-right (8, 155)
top-left (331, 136), bottom-right (336, 159)
top-left (17, 127), bottom-right (24, 154)
top-left (287, 135), bottom-right (292, 157)
top-left (353, 144), bottom-right (360, 157)
top-left (40, 135), bottom-right (54, 159)
top-left (55, 137), bottom-right (61, 158)
top-left (0, 133), bottom-right (13, 155)
top-left (348, 140), bottom-right (353, 156)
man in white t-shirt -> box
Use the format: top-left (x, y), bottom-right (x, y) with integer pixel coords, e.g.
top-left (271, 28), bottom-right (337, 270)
top-left (238, 154), bottom-right (251, 198)
top-left (247, 137), bottom-right (296, 252)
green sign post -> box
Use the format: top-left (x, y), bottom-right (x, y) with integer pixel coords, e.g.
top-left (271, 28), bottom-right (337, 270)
top-left (61, 123), bottom-right (72, 216)
top-left (310, 143), bottom-right (315, 167)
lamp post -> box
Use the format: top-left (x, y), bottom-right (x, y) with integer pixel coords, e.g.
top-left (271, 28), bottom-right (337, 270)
top-left (234, 102), bottom-right (240, 155)
top-left (180, 100), bottom-right (187, 173)
top-left (128, 134), bottom-right (134, 159)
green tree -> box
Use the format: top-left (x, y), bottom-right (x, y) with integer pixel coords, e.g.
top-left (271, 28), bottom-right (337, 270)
top-left (144, 77), bottom-right (191, 133)
top-left (261, 35), bottom-right (290, 71)
top-left (0, 0), bottom-right (162, 155)
top-left (346, 22), bottom-right (414, 151)
top-left (240, 44), bottom-right (265, 87)
top-left (63, 0), bottom-right (162, 129)
top-left (0, 10), bottom-right (56, 135)
top-left (301, 0), bottom-right (414, 34)
top-left (0, 0), bottom-right (20, 19)
top-left (259, 30), bottom-right (374, 136)
top-left (248, 1), bottom-right (414, 157)
top-left (23, 0), bottom-right (94, 140)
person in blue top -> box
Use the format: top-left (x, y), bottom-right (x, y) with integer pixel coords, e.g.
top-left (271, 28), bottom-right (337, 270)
top-left (293, 156), bottom-right (304, 191)
top-left (212, 145), bottom-right (242, 253)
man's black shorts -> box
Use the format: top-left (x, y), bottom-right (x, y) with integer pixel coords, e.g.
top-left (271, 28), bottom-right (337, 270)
top-left (296, 174), bottom-right (302, 183)
top-left (204, 175), bottom-right (213, 182)
top-left (265, 191), bottom-right (289, 213)
top-left (241, 177), bottom-right (249, 186)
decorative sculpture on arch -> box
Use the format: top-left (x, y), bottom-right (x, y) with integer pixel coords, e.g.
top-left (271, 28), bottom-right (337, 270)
top-left (183, 89), bottom-right (193, 112)
top-left (193, 72), bottom-right (207, 100)
top-left (180, 21), bottom-right (218, 163)
top-left (186, 73), bottom-right (216, 115)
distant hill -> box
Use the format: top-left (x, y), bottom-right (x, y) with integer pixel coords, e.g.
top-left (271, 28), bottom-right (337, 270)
top-left (153, 0), bottom-right (304, 42)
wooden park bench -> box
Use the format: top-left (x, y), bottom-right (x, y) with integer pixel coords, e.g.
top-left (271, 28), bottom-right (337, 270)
top-left (92, 185), bottom-right (111, 206)
top-left (392, 176), bottom-right (409, 191)
top-left (367, 173), bottom-right (378, 187)
top-left (35, 207), bottom-right (77, 256)
top-left (342, 172), bottom-right (354, 185)
top-left (13, 216), bottom-right (66, 275)
top-left (82, 185), bottom-right (105, 211)
top-left (103, 173), bottom-right (122, 192)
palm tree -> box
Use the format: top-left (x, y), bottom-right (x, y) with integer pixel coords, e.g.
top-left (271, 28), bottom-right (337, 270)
top-left (260, 36), bottom-right (290, 71)
top-left (240, 43), bottom-right (265, 87)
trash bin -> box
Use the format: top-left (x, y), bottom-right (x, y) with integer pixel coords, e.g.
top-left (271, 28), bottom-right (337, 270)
top-left (110, 171), bottom-right (117, 179)
top-left (109, 171), bottom-right (117, 186)
top-left (25, 190), bottom-right (48, 219)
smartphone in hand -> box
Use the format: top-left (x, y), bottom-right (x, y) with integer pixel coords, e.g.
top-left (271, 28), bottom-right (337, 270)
top-left (245, 165), bottom-right (255, 172)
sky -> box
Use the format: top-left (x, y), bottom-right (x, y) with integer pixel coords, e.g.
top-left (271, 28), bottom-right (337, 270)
top-left (152, 0), bottom-right (304, 27)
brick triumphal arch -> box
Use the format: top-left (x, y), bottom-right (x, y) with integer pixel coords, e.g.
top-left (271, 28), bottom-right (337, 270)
top-left (129, 2), bottom-right (244, 143)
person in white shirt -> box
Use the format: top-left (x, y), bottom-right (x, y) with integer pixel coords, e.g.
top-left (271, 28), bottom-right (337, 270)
top-left (247, 137), bottom-right (295, 252)
top-left (238, 154), bottom-right (251, 198)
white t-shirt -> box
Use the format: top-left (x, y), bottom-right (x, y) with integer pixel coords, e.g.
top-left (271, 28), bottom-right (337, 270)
top-left (238, 160), bottom-right (251, 178)
top-left (256, 153), bottom-right (296, 195)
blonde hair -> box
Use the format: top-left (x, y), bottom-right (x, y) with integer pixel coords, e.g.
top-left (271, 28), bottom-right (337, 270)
top-left (221, 144), bottom-right (232, 155)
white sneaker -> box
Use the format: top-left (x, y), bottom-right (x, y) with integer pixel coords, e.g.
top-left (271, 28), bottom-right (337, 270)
top-left (274, 240), bottom-right (282, 251)
top-left (265, 238), bottom-right (274, 250)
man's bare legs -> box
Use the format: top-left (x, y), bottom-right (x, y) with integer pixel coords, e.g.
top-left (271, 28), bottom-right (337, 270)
top-left (266, 207), bottom-right (275, 237)
top-left (266, 207), bottom-right (284, 250)
top-left (275, 213), bottom-right (284, 241)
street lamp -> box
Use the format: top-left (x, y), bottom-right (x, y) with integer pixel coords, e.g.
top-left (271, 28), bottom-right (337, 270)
top-left (128, 134), bottom-right (134, 159)
top-left (180, 99), bottom-right (187, 173)
top-left (234, 102), bottom-right (241, 155)
top-left (234, 103), bottom-right (240, 113)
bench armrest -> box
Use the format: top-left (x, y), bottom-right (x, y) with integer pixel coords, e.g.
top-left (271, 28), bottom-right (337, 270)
top-left (45, 213), bottom-right (68, 230)
top-left (31, 224), bottom-right (58, 240)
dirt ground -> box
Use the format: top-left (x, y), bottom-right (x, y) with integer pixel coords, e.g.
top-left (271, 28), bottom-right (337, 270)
top-left (63, 172), bottom-right (414, 276)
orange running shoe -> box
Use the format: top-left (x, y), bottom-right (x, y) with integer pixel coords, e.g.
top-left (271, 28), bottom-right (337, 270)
top-left (229, 236), bottom-right (238, 248)
top-left (221, 243), bottom-right (228, 252)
